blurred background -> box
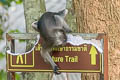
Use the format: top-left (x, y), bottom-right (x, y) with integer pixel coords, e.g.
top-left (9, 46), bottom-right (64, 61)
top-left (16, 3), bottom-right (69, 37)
top-left (1, 0), bottom-right (118, 80)
top-left (0, 0), bottom-right (25, 80)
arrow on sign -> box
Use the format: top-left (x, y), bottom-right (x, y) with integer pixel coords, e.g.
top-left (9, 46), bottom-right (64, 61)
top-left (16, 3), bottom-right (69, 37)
top-left (89, 45), bottom-right (98, 65)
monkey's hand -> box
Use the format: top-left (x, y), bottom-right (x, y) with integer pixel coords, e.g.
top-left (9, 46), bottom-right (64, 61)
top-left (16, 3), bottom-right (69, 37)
top-left (54, 66), bottom-right (61, 75)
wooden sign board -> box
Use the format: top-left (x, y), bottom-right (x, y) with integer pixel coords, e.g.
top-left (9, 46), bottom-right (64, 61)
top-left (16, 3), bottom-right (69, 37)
top-left (6, 33), bottom-right (107, 73)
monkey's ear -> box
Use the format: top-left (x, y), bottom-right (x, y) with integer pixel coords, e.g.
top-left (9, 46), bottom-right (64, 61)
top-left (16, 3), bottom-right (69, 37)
top-left (58, 9), bottom-right (68, 18)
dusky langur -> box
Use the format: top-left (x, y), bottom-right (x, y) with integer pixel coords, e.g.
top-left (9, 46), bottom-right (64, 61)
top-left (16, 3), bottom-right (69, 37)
top-left (32, 9), bottom-right (71, 74)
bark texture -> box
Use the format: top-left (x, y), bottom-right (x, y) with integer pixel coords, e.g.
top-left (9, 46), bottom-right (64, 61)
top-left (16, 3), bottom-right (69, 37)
top-left (66, 0), bottom-right (77, 32)
top-left (23, 0), bottom-right (45, 33)
top-left (73, 0), bottom-right (120, 80)
top-left (22, 0), bottom-right (52, 80)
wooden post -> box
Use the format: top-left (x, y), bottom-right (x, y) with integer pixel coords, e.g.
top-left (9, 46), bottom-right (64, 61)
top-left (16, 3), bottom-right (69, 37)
top-left (7, 72), bottom-right (11, 80)
top-left (104, 35), bottom-right (108, 80)
top-left (7, 72), bottom-right (15, 80)
top-left (11, 40), bottom-right (16, 80)
top-left (22, 0), bottom-right (52, 80)
top-left (11, 72), bottom-right (15, 80)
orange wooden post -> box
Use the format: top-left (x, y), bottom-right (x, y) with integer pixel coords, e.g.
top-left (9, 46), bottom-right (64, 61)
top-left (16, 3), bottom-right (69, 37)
top-left (11, 72), bottom-right (15, 80)
top-left (104, 35), bottom-right (108, 80)
top-left (7, 72), bottom-right (15, 80)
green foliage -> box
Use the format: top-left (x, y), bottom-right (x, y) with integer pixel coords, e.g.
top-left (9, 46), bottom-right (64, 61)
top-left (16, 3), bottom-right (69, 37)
top-left (19, 39), bottom-right (25, 42)
top-left (0, 28), bottom-right (3, 40)
top-left (8, 29), bottom-right (20, 33)
top-left (15, 0), bottom-right (22, 4)
top-left (0, 0), bottom-right (22, 80)
top-left (16, 73), bottom-right (21, 80)
top-left (0, 70), bottom-right (21, 80)
top-left (0, 0), bottom-right (23, 7)
top-left (0, 52), bottom-right (5, 59)
top-left (8, 29), bottom-right (25, 42)
top-left (0, 70), bottom-right (7, 80)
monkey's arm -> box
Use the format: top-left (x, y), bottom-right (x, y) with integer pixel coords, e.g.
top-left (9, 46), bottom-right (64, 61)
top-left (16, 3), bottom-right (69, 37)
top-left (62, 21), bottom-right (72, 33)
top-left (41, 46), bottom-right (61, 74)
top-left (54, 15), bottom-right (72, 33)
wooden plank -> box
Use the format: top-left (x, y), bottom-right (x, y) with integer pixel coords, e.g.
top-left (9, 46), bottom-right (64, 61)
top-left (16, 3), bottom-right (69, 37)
top-left (6, 33), bottom-right (38, 40)
top-left (6, 33), bottom-right (103, 40)
top-left (7, 33), bottom-right (103, 73)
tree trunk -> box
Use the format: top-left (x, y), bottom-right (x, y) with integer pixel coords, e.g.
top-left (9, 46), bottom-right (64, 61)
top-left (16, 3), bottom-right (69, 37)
top-left (23, 0), bottom-right (46, 33)
top-left (22, 0), bottom-right (52, 80)
top-left (73, 0), bottom-right (120, 80)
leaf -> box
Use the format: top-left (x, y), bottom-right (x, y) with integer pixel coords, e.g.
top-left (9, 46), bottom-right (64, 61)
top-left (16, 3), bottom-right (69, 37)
top-left (0, 70), bottom-right (7, 80)
top-left (0, 28), bottom-right (3, 40)
top-left (15, 0), bottom-right (23, 4)
top-left (0, 52), bottom-right (5, 59)
top-left (0, 70), bottom-right (21, 80)
top-left (8, 29), bottom-right (21, 33)
top-left (19, 39), bottom-right (25, 42)
top-left (0, 0), bottom-right (22, 7)
top-left (16, 73), bottom-right (21, 80)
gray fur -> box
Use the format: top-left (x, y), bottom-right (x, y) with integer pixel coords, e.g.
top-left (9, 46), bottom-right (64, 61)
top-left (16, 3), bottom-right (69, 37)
top-left (32, 9), bottom-right (71, 74)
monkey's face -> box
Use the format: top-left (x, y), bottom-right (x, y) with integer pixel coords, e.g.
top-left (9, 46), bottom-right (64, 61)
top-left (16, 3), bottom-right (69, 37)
top-left (54, 30), bottom-right (67, 46)
top-left (31, 9), bottom-right (71, 74)
top-left (32, 9), bottom-right (71, 47)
